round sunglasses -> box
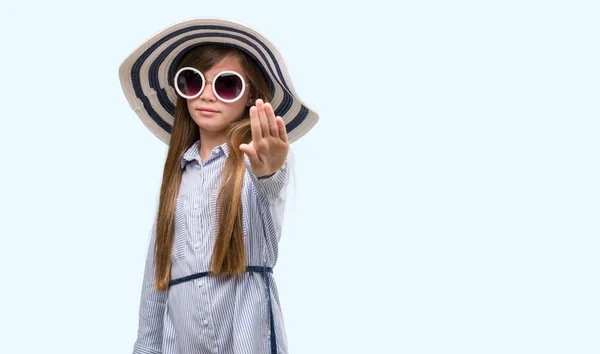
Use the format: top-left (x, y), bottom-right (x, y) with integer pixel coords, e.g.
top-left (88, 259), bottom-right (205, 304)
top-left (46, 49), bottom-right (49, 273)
top-left (174, 67), bottom-right (250, 103)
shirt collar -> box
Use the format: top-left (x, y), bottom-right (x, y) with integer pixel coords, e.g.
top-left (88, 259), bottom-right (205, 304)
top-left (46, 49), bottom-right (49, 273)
top-left (180, 139), bottom-right (230, 169)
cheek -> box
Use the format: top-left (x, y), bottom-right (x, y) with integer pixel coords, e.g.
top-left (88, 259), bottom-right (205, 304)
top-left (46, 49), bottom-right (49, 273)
top-left (239, 92), bottom-right (252, 112)
top-left (230, 101), bottom-right (248, 120)
top-left (230, 92), bottom-right (251, 118)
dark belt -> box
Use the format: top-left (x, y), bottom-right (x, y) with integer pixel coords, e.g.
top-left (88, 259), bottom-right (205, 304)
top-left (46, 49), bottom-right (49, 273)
top-left (169, 266), bottom-right (277, 354)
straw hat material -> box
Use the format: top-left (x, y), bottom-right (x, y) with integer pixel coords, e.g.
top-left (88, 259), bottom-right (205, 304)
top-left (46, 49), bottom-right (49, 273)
top-left (118, 17), bottom-right (319, 145)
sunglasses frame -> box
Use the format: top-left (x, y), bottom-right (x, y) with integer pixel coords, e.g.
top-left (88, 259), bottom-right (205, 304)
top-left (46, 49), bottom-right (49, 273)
top-left (174, 67), bottom-right (250, 103)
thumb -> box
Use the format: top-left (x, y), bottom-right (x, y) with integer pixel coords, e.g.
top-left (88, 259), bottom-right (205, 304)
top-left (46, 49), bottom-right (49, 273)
top-left (239, 143), bottom-right (258, 161)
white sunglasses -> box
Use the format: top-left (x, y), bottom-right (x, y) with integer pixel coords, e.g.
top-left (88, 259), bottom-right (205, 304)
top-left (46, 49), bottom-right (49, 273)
top-left (174, 67), bottom-right (250, 103)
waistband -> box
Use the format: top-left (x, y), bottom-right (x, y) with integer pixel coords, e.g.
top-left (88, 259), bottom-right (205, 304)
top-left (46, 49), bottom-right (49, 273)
top-left (169, 266), bottom-right (277, 354)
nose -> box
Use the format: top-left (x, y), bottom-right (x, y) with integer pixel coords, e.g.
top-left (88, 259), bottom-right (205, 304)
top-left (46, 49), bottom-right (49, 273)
top-left (199, 81), bottom-right (216, 102)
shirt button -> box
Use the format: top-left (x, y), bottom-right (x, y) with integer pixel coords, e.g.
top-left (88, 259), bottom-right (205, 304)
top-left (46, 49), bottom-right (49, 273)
top-left (194, 242), bottom-right (201, 249)
top-left (197, 280), bottom-right (203, 287)
top-left (203, 319), bottom-right (209, 326)
top-left (267, 330), bottom-right (271, 336)
top-left (194, 203), bottom-right (199, 210)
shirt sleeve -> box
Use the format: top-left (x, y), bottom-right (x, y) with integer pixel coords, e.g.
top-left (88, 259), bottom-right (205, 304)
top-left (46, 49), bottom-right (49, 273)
top-left (243, 144), bottom-right (291, 206)
top-left (133, 218), bottom-right (167, 354)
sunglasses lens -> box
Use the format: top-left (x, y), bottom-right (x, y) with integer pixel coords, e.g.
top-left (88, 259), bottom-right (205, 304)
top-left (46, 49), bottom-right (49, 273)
top-left (215, 73), bottom-right (244, 100)
top-left (176, 69), bottom-right (203, 97)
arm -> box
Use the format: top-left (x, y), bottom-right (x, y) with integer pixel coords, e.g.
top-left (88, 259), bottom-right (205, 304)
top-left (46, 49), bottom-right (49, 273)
top-left (244, 148), bottom-right (291, 205)
top-left (133, 219), bottom-right (167, 354)
top-left (238, 99), bottom-right (292, 248)
top-left (245, 148), bottom-right (293, 250)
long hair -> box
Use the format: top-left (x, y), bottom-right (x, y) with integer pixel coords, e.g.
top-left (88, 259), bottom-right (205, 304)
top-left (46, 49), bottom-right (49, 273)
top-left (153, 44), bottom-right (272, 290)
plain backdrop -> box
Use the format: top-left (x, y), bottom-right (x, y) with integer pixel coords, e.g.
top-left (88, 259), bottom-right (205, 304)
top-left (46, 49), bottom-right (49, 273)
top-left (1, 1), bottom-right (598, 353)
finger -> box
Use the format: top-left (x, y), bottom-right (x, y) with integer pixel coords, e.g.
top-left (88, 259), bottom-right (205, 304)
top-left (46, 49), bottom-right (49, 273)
top-left (256, 99), bottom-right (270, 137)
top-left (239, 143), bottom-right (260, 163)
top-left (249, 105), bottom-right (262, 142)
top-left (276, 117), bottom-right (288, 143)
top-left (264, 102), bottom-right (279, 138)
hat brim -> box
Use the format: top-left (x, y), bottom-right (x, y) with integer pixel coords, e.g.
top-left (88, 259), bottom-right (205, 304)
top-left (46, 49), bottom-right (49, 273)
top-left (119, 17), bottom-right (319, 145)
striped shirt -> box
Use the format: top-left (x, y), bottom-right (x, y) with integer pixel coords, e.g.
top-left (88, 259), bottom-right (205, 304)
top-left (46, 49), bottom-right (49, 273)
top-left (133, 139), bottom-right (291, 354)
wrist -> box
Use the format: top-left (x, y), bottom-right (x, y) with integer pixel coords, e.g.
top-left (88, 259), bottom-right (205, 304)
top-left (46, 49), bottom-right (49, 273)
top-left (257, 171), bottom-right (276, 179)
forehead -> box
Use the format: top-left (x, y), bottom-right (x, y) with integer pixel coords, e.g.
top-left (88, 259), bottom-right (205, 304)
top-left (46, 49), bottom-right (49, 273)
top-left (204, 55), bottom-right (245, 78)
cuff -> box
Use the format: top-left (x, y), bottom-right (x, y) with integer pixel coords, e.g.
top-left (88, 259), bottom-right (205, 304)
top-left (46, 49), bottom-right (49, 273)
top-left (133, 343), bottom-right (162, 354)
top-left (257, 172), bottom-right (276, 180)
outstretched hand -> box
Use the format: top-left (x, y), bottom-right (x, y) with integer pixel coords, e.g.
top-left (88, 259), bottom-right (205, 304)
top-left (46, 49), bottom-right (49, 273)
top-left (239, 99), bottom-right (289, 178)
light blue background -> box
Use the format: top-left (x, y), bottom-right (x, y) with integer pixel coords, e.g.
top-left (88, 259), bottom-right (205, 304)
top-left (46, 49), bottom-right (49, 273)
top-left (1, 1), bottom-right (598, 353)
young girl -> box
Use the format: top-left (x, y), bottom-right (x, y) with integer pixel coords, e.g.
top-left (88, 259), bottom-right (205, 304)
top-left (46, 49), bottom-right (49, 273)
top-left (118, 18), bottom-right (319, 354)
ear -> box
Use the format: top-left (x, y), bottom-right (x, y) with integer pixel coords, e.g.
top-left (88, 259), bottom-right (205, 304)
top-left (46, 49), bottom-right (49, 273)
top-left (246, 98), bottom-right (253, 107)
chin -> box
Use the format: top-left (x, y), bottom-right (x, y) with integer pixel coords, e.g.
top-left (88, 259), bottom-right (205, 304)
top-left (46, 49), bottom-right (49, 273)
top-left (193, 111), bottom-right (243, 129)
top-left (196, 120), bottom-right (227, 131)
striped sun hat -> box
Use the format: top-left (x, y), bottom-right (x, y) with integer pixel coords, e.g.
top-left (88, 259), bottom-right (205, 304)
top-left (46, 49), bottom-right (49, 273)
top-left (118, 17), bottom-right (319, 145)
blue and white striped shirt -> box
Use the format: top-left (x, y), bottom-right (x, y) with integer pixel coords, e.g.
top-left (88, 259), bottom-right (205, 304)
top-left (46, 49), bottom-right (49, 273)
top-left (133, 139), bottom-right (291, 354)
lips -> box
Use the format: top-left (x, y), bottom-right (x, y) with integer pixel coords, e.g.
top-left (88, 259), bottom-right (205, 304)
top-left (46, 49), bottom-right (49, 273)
top-left (197, 107), bottom-right (218, 113)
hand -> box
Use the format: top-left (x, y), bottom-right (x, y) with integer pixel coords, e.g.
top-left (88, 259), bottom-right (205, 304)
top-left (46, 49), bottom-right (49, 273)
top-left (239, 99), bottom-right (289, 178)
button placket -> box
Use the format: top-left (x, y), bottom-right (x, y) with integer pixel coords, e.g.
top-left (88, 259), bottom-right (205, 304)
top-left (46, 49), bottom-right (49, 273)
top-left (190, 188), bottom-right (202, 253)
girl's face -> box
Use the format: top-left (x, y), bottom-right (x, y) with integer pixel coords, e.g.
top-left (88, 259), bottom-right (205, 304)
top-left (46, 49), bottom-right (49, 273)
top-left (186, 55), bottom-right (251, 136)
